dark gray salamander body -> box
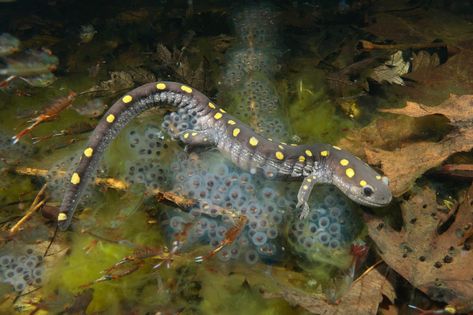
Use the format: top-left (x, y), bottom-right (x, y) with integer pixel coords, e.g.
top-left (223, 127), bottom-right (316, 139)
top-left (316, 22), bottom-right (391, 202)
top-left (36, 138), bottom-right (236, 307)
top-left (57, 81), bottom-right (392, 230)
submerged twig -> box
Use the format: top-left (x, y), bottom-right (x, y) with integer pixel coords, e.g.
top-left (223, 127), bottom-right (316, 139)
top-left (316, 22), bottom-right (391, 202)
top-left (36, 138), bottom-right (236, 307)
top-left (357, 39), bottom-right (447, 51)
top-left (353, 260), bottom-right (384, 284)
top-left (9, 184), bottom-right (48, 235)
top-left (435, 164), bottom-right (473, 180)
top-left (14, 166), bottom-right (128, 191)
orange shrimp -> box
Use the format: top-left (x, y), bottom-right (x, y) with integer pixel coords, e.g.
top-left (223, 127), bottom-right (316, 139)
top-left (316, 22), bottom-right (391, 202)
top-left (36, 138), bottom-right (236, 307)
top-left (12, 91), bottom-right (77, 144)
top-left (195, 215), bottom-right (248, 263)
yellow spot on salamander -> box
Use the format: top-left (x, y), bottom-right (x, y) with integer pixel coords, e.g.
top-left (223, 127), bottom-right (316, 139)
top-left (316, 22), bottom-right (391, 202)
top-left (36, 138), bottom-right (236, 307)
top-left (83, 147), bottom-right (93, 158)
top-left (57, 213), bottom-right (67, 222)
top-left (227, 120), bottom-right (236, 125)
top-left (268, 138), bottom-right (273, 142)
top-left (333, 145), bottom-right (342, 150)
top-left (191, 132), bottom-right (198, 136)
top-left (233, 128), bottom-right (241, 137)
top-left (290, 144), bottom-right (298, 146)
top-left (320, 150), bottom-right (329, 157)
top-left (208, 102), bottom-right (216, 109)
top-left (340, 159), bottom-right (349, 166)
top-left (214, 112), bottom-right (223, 120)
top-left (219, 108), bottom-right (226, 113)
top-left (181, 85), bottom-right (193, 93)
top-left (303, 185), bottom-right (308, 190)
top-left (376, 175), bottom-right (382, 180)
top-left (106, 114), bottom-right (115, 123)
top-left (360, 180), bottom-right (367, 187)
top-left (346, 168), bottom-right (355, 178)
top-left (71, 172), bottom-right (81, 185)
top-left (307, 178), bottom-right (312, 183)
top-left (305, 149), bottom-right (313, 157)
top-left (298, 155), bottom-right (306, 162)
top-left (444, 306), bottom-right (456, 315)
top-left (183, 132), bottom-right (190, 139)
top-left (278, 144), bottom-right (284, 150)
top-left (156, 83), bottom-right (166, 90)
top-left (122, 95), bottom-right (133, 103)
top-left (249, 137), bottom-right (259, 146)
top-left (275, 151), bottom-right (284, 160)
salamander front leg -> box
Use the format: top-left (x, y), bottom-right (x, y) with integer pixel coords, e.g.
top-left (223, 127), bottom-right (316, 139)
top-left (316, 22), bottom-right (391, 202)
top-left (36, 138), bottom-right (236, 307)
top-left (178, 129), bottom-right (217, 151)
top-left (296, 175), bottom-right (317, 219)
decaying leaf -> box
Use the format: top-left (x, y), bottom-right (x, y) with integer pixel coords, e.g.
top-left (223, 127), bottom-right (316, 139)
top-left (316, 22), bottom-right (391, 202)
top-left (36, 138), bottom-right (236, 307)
top-left (369, 51), bottom-right (410, 86)
top-left (402, 48), bottom-right (473, 103)
top-left (380, 94), bottom-right (473, 124)
top-left (365, 184), bottom-right (473, 310)
top-left (326, 57), bottom-right (378, 96)
top-left (339, 94), bottom-right (473, 196)
top-left (365, 137), bottom-right (470, 197)
top-left (153, 44), bottom-right (206, 90)
top-left (411, 50), bottom-right (440, 72)
top-left (338, 115), bottom-right (420, 158)
top-left (366, 94), bottom-right (473, 195)
top-left (63, 288), bottom-right (94, 314)
top-left (126, 67), bottom-right (156, 85)
top-left (84, 71), bottom-right (135, 96)
top-left (263, 265), bottom-right (395, 315)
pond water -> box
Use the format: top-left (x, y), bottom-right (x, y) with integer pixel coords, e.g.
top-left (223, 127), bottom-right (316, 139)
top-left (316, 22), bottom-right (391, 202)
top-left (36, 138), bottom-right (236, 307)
top-left (1, 0), bottom-right (472, 314)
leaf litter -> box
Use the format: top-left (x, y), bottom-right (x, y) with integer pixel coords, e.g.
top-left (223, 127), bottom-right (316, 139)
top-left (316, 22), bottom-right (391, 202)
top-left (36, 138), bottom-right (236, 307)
top-left (3, 2), bottom-right (473, 315)
top-left (365, 184), bottom-right (473, 313)
top-left (263, 264), bottom-right (396, 315)
top-left (363, 93), bottom-right (473, 196)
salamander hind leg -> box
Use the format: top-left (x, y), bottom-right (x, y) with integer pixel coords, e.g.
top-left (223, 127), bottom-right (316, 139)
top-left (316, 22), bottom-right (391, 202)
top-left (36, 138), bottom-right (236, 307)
top-left (296, 175), bottom-right (317, 219)
top-left (179, 129), bottom-right (217, 151)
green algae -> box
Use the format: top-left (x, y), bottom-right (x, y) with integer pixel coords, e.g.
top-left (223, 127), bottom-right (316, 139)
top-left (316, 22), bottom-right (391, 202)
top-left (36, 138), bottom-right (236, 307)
top-left (287, 70), bottom-right (355, 144)
top-left (3, 1), bottom-right (471, 313)
top-left (43, 201), bottom-right (165, 313)
top-left (198, 266), bottom-right (297, 315)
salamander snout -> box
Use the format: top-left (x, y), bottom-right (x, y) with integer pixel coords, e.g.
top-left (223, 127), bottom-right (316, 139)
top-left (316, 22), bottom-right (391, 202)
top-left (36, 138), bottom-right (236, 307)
top-left (330, 150), bottom-right (392, 208)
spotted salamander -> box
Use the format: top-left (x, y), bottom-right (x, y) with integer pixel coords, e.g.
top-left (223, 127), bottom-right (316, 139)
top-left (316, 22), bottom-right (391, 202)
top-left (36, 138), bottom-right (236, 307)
top-left (57, 81), bottom-right (392, 230)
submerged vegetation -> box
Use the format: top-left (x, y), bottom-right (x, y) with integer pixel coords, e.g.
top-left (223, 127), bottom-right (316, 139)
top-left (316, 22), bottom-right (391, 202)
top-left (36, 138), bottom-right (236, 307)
top-left (1, 0), bottom-right (473, 314)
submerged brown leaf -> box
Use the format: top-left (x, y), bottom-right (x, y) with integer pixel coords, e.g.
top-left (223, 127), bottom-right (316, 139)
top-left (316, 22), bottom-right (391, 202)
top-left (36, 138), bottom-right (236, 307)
top-left (375, 94), bottom-right (473, 195)
top-left (84, 71), bottom-right (135, 96)
top-left (380, 94), bottom-right (473, 124)
top-left (341, 94), bottom-right (473, 196)
top-left (366, 184), bottom-right (473, 309)
top-left (411, 50), bottom-right (440, 72)
top-left (264, 265), bottom-right (395, 315)
top-left (338, 115), bottom-right (419, 158)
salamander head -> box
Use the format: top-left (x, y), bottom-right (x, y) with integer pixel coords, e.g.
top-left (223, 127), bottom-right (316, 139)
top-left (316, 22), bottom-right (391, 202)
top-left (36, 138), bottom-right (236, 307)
top-left (329, 148), bottom-right (392, 207)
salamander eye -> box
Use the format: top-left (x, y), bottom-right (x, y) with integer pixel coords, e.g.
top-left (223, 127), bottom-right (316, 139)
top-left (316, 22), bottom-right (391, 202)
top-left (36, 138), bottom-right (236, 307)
top-left (362, 185), bottom-right (374, 197)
